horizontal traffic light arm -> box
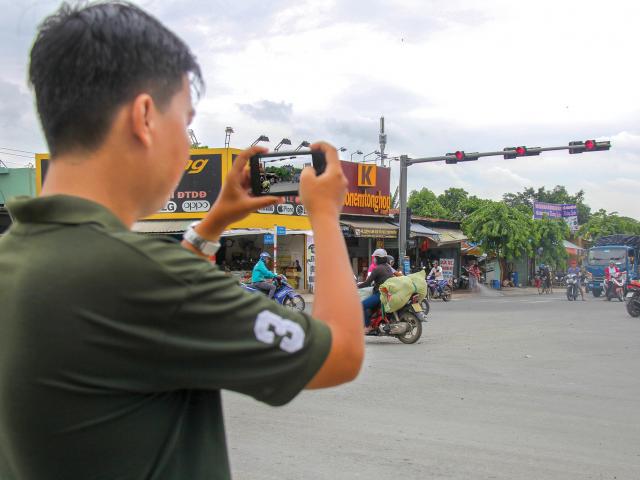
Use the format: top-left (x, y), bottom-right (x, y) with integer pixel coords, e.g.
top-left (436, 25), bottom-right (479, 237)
top-left (404, 142), bottom-right (610, 166)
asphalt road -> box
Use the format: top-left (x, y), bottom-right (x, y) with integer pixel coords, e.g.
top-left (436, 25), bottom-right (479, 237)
top-left (223, 291), bottom-right (640, 479)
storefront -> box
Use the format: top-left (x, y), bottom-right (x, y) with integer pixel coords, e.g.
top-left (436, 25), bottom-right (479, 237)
top-left (340, 216), bottom-right (398, 280)
top-left (337, 161), bottom-right (394, 280)
top-left (405, 217), bottom-right (467, 278)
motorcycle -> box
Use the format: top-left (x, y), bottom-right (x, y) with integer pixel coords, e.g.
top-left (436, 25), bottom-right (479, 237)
top-left (626, 279), bottom-right (640, 317)
top-left (426, 276), bottom-right (452, 302)
top-left (605, 271), bottom-right (626, 302)
top-left (455, 267), bottom-right (470, 290)
top-left (565, 273), bottom-right (580, 301)
top-left (241, 275), bottom-right (306, 311)
top-left (366, 293), bottom-right (423, 344)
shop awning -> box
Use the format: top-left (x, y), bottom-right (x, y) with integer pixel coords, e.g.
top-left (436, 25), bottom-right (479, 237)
top-left (410, 223), bottom-right (440, 239)
top-left (132, 220), bottom-right (191, 233)
top-left (563, 239), bottom-right (585, 255)
top-left (462, 241), bottom-right (482, 256)
top-left (429, 227), bottom-right (467, 246)
top-left (132, 222), bottom-right (313, 237)
top-left (341, 218), bottom-right (398, 238)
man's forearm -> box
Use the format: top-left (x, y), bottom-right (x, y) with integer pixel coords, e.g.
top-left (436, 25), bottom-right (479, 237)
top-left (311, 213), bottom-right (362, 340)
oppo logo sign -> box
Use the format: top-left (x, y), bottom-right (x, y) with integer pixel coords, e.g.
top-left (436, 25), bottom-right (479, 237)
top-left (182, 200), bottom-right (211, 213)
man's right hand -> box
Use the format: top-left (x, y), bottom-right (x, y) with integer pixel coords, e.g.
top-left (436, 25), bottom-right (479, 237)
top-left (299, 142), bottom-right (347, 220)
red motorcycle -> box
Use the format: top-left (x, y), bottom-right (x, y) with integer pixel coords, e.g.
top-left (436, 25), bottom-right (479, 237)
top-left (366, 293), bottom-right (423, 344)
top-left (626, 279), bottom-right (640, 317)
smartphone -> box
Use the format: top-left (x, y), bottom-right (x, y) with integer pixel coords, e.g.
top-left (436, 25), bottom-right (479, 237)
top-left (249, 150), bottom-right (327, 196)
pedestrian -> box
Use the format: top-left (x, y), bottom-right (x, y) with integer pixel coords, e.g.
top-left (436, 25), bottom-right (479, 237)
top-left (468, 262), bottom-right (481, 292)
top-left (0, 3), bottom-right (363, 479)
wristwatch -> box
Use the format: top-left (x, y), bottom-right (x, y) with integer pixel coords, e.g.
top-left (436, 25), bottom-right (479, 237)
top-left (183, 221), bottom-right (221, 256)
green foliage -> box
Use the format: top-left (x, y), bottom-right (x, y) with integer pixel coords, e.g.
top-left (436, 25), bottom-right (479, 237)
top-left (462, 201), bottom-right (533, 262)
top-left (532, 216), bottom-right (570, 269)
top-left (407, 188), bottom-right (449, 218)
top-left (437, 188), bottom-right (468, 220)
top-left (578, 209), bottom-right (640, 240)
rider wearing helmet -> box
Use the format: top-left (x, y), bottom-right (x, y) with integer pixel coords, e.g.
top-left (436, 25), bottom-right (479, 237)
top-left (357, 249), bottom-right (395, 332)
top-left (251, 252), bottom-right (277, 298)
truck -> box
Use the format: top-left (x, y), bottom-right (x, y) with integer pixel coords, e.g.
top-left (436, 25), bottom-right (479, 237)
top-left (585, 235), bottom-right (639, 297)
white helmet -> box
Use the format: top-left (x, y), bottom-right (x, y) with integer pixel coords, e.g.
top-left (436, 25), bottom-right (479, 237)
top-left (372, 248), bottom-right (388, 258)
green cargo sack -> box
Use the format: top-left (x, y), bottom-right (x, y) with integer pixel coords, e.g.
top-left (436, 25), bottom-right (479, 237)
top-left (379, 269), bottom-right (427, 313)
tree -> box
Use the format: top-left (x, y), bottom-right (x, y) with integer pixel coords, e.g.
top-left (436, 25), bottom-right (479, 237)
top-left (578, 209), bottom-right (640, 240)
top-left (462, 201), bottom-right (533, 281)
top-left (532, 216), bottom-right (570, 270)
top-left (407, 188), bottom-right (449, 218)
top-left (437, 188), bottom-right (468, 220)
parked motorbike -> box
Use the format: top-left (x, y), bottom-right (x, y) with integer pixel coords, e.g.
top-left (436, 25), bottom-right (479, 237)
top-left (605, 271), bottom-right (626, 302)
top-left (626, 279), bottom-right (640, 317)
top-left (427, 276), bottom-right (452, 302)
top-left (241, 275), bottom-right (305, 311)
top-left (455, 267), bottom-right (469, 290)
top-left (367, 293), bottom-right (423, 344)
top-left (565, 273), bottom-right (580, 301)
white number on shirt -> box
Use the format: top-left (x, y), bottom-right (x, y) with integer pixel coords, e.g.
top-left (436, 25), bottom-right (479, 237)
top-left (254, 310), bottom-right (305, 353)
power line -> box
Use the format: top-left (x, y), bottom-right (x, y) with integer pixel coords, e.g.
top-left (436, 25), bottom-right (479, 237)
top-left (0, 150), bottom-right (33, 159)
top-left (0, 158), bottom-right (28, 167)
top-left (0, 146), bottom-right (37, 155)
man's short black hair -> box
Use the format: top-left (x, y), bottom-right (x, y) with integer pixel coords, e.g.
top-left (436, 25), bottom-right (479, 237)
top-left (29, 1), bottom-right (203, 157)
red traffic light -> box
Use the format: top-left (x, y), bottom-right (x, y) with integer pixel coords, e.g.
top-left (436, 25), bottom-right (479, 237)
top-left (455, 151), bottom-right (464, 160)
top-left (516, 146), bottom-right (526, 156)
top-left (569, 139), bottom-right (611, 154)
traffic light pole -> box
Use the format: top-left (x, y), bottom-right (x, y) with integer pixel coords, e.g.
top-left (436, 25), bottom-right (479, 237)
top-left (397, 141), bottom-right (610, 269)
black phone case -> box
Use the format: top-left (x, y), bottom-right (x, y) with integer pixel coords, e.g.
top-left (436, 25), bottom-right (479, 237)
top-left (249, 150), bottom-right (326, 196)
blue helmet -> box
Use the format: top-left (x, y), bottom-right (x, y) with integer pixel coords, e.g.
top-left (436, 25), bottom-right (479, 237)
top-left (260, 252), bottom-right (271, 260)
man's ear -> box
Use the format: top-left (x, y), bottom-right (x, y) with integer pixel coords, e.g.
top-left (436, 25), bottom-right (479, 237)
top-left (131, 94), bottom-right (155, 148)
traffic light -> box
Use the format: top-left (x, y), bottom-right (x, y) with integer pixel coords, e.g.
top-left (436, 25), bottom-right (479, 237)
top-left (569, 140), bottom-right (611, 154)
top-left (504, 146), bottom-right (541, 158)
top-left (503, 147), bottom-right (517, 159)
top-left (445, 151), bottom-right (479, 164)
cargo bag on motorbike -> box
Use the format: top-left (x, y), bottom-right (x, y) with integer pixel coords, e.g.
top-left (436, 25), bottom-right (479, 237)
top-left (379, 270), bottom-right (427, 313)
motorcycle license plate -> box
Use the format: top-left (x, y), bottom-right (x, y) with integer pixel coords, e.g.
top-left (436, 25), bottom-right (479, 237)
top-left (626, 292), bottom-right (635, 298)
top-left (411, 303), bottom-right (423, 313)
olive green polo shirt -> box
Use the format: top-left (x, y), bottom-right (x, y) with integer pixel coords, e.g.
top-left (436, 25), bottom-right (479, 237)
top-left (0, 195), bottom-right (331, 480)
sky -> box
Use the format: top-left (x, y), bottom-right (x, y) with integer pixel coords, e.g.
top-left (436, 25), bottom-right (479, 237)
top-left (1, 0), bottom-right (639, 217)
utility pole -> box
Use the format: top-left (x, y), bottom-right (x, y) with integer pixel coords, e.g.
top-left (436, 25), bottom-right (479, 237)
top-left (379, 116), bottom-right (387, 167)
top-left (397, 139), bottom-right (611, 267)
top-left (399, 154), bottom-right (409, 270)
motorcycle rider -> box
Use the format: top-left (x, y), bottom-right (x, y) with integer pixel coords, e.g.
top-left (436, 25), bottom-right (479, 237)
top-left (358, 249), bottom-right (395, 333)
top-left (251, 252), bottom-right (277, 298)
top-left (567, 263), bottom-right (585, 301)
top-left (604, 260), bottom-right (620, 299)
top-left (387, 255), bottom-right (404, 277)
top-left (428, 260), bottom-right (444, 281)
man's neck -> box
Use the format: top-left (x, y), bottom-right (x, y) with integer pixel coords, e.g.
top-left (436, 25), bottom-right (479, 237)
top-left (40, 151), bottom-right (142, 228)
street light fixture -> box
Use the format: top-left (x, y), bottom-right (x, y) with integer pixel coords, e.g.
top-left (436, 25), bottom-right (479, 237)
top-left (362, 150), bottom-right (380, 162)
top-left (274, 138), bottom-right (292, 151)
top-left (294, 141), bottom-right (310, 151)
top-left (224, 126), bottom-right (234, 148)
top-left (251, 135), bottom-right (270, 146)
top-left (350, 150), bottom-right (363, 161)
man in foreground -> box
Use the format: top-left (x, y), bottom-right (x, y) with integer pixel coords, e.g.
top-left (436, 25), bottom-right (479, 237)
top-left (0, 2), bottom-right (363, 479)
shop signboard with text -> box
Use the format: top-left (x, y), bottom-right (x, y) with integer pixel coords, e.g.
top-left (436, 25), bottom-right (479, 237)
top-left (35, 148), bottom-right (228, 220)
top-left (440, 258), bottom-right (455, 280)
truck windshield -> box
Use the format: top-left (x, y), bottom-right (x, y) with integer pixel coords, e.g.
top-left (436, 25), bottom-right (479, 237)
top-left (587, 248), bottom-right (627, 266)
